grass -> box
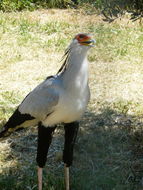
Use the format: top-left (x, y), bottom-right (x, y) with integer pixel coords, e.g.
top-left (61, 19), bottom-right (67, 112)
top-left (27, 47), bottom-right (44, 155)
top-left (0, 8), bottom-right (143, 190)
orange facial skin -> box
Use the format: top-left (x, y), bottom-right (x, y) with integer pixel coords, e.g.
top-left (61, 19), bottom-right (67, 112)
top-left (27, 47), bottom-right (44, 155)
top-left (75, 33), bottom-right (93, 46)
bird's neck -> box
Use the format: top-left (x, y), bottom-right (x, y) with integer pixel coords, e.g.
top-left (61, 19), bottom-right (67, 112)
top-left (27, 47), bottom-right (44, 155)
top-left (61, 49), bottom-right (89, 89)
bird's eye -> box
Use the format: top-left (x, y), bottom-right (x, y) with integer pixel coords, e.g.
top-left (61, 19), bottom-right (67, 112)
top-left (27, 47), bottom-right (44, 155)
top-left (79, 34), bottom-right (85, 39)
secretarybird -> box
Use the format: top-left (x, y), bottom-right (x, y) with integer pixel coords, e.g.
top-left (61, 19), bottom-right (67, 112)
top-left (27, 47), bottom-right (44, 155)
top-left (0, 33), bottom-right (95, 190)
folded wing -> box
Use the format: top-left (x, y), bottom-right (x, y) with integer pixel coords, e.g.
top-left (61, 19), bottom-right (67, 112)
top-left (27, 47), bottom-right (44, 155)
top-left (0, 76), bottom-right (59, 137)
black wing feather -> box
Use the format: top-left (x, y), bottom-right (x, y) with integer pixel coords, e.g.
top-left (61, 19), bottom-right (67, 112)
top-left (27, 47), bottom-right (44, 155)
top-left (0, 109), bottom-right (35, 138)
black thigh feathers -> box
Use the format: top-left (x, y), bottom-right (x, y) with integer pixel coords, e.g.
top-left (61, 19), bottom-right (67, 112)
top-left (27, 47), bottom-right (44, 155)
top-left (36, 123), bottom-right (56, 168)
top-left (63, 122), bottom-right (79, 167)
top-left (0, 109), bottom-right (35, 138)
top-left (36, 122), bottom-right (79, 168)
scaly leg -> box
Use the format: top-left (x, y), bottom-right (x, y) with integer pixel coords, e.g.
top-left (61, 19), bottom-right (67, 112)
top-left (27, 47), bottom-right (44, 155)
top-left (64, 164), bottom-right (70, 190)
top-left (63, 122), bottom-right (79, 190)
top-left (36, 123), bottom-right (56, 190)
top-left (38, 167), bottom-right (43, 190)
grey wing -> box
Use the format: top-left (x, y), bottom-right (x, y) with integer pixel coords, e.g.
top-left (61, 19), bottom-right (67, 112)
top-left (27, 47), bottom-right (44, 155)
top-left (18, 77), bottom-right (59, 120)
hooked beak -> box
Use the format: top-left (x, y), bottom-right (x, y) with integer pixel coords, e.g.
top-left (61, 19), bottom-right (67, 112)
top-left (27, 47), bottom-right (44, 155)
top-left (80, 39), bottom-right (96, 47)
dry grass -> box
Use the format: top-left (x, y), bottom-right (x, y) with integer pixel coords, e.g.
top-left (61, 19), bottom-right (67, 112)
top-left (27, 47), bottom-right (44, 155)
top-left (0, 9), bottom-right (143, 190)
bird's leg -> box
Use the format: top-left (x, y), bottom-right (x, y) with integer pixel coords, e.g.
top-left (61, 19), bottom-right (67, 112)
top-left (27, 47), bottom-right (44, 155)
top-left (38, 167), bottom-right (43, 190)
top-left (36, 122), bottom-right (56, 190)
top-left (64, 164), bottom-right (70, 190)
top-left (63, 122), bottom-right (79, 190)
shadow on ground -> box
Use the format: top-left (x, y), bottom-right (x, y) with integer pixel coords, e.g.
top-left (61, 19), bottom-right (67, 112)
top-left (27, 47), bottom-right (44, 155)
top-left (0, 107), bottom-right (143, 190)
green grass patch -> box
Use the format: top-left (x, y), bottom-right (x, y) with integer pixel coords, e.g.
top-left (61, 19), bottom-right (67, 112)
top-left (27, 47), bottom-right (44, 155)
top-left (0, 9), bottom-right (143, 190)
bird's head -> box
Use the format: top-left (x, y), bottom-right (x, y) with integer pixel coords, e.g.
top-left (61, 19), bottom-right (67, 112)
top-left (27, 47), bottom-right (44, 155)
top-left (67, 33), bottom-right (95, 54)
top-left (74, 33), bottom-right (95, 47)
top-left (58, 33), bottom-right (95, 74)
